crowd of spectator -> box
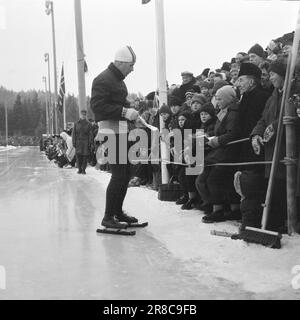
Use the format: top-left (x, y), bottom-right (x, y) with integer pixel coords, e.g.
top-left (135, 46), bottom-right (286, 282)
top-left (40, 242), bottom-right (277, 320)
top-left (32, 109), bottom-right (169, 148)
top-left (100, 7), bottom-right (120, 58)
top-left (117, 30), bottom-right (300, 233)
top-left (41, 30), bottom-right (300, 234)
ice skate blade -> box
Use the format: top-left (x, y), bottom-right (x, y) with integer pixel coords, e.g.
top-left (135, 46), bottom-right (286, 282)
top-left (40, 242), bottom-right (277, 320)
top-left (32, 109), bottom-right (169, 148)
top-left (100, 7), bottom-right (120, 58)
top-left (96, 228), bottom-right (136, 236)
top-left (126, 222), bottom-right (148, 228)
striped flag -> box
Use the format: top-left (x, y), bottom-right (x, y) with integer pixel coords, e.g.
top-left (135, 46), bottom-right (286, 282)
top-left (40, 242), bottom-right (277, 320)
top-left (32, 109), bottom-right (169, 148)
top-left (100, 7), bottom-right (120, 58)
top-left (57, 64), bottom-right (65, 114)
top-left (142, 0), bottom-right (151, 4)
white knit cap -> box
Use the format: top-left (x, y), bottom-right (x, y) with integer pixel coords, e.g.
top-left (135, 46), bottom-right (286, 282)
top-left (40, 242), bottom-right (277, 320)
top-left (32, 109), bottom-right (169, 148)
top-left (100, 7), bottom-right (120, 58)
top-left (114, 46), bottom-right (136, 63)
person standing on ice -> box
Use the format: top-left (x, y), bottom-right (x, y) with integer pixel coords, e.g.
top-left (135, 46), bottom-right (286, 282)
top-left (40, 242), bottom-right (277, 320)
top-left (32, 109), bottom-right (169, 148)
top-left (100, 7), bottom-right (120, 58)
top-left (72, 110), bottom-right (93, 174)
top-left (91, 46), bottom-right (140, 229)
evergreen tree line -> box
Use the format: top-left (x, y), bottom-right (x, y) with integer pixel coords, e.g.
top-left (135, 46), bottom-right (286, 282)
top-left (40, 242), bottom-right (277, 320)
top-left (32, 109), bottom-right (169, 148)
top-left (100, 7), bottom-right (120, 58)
top-left (0, 86), bottom-right (85, 137)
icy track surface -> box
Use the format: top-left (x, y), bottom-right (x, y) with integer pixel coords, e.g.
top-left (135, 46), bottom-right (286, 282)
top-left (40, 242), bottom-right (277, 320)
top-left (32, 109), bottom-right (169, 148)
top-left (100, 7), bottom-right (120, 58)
top-left (0, 147), bottom-right (299, 300)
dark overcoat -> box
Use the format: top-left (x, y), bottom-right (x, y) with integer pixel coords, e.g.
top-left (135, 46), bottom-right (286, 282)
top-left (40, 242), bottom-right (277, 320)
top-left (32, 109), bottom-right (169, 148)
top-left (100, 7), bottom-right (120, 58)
top-left (72, 119), bottom-right (93, 156)
top-left (251, 89), bottom-right (285, 179)
top-left (239, 86), bottom-right (270, 162)
top-left (205, 103), bottom-right (240, 164)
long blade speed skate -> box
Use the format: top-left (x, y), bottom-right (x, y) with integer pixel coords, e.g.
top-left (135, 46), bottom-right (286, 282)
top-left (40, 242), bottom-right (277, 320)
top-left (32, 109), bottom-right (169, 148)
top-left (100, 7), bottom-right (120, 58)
top-left (96, 228), bottom-right (136, 236)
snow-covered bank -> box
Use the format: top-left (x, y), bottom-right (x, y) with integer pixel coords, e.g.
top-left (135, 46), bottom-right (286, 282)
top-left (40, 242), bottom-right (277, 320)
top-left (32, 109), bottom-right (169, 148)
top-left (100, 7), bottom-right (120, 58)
top-left (87, 168), bottom-right (300, 298)
top-left (0, 145), bottom-right (17, 152)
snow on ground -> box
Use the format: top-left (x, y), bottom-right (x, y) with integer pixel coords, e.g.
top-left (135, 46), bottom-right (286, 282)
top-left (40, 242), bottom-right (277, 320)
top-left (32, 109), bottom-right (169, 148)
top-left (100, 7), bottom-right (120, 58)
top-left (87, 167), bottom-right (300, 297)
top-left (0, 145), bottom-right (17, 152)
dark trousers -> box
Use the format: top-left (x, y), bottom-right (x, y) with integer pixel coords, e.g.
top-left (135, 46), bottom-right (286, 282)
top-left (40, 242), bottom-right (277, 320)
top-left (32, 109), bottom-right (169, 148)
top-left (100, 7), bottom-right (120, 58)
top-left (104, 134), bottom-right (132, 219)
top-left (178, 166), bottom-right (197, 194)
top-left (76, 154), bottom-right (88, 172)
top-left (195, 166), bottom-right (240, 205)
top-left (240, 172), bottom-right (287, 232)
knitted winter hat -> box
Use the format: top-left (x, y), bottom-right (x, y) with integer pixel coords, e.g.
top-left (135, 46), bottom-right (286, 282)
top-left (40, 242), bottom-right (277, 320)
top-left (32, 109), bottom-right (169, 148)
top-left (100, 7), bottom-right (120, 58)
top-left (248, 43), bottom-right (265, 58)
top-left (159, 103), bottom-right (172, 115)
top-left (185, 88), bottom-right (196, 97)
top-left (269, 59), bottom-right (287, 78)
top-left (114, 45), bottom-right (136, 63)
top-left (215, 85), bottom-right (237, 105)
top-left (191, 93), bottom-right (207, 105)
top-left (238, 62), bottom-right (262, 79)
top-left (199, 102), bottom-right (216, 118)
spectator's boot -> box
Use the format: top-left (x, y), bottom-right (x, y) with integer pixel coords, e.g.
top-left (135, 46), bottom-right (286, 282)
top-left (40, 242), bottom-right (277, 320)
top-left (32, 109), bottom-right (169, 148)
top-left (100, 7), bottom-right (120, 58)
top-left (176, 194), bottom-right (189, 205)
top-left (202, 209), bottom-right (226, 223)
top-left (181, 197), bottom-right (198, 210)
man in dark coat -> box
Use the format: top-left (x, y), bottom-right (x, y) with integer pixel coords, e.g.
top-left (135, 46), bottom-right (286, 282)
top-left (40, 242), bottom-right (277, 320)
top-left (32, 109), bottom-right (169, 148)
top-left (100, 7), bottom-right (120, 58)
top-left (176, 71), bottom-right (200, 101)
top-left (72, 110), bottom-right (93, 174)
top-left (236, 63), bottom-right (271, 165)
top-left (91, 45), bottom-right (139, 229)
top-left (249, 59), bottom-right (287, 232)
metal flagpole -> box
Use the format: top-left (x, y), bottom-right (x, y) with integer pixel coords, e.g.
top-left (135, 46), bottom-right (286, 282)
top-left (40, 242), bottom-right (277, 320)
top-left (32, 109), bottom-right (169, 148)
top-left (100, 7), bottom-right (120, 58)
top-left (74, 0), bottom-right (86, 114)
top-left (43, 76), bottom-right (50, 136)
top-left (44, 53), bottom-right (53, 135)
top-left (63, 94), bottom-right (66, 130)
top-left (155, 0), bottom-right (169, 184)
top-left (4, 102), bottom-right (8, 147)
top-left (45, 1), bottom-right (58, 133)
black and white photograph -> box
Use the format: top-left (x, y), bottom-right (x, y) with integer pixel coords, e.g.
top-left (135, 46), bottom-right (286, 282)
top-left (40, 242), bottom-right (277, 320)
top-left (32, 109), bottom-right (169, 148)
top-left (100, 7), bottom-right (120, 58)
top-left (0, 0), bottom-right (300, 307)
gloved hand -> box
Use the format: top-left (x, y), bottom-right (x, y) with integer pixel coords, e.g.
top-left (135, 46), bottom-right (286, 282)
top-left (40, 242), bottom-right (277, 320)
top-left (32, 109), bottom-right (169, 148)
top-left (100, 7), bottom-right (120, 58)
top-left (123, 107), bottom-right (139, 121)
top-left (251, 135), bottom-right (264, 155)
top-left (207, 136), bottom-right (219, 148)
top-left (263, 124), bottom-right (274, 143)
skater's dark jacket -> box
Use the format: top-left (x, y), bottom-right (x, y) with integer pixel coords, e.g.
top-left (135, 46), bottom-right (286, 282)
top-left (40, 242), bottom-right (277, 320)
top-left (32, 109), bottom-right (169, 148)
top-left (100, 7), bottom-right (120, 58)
top-left (205, 103), bottom-right (240, 164)
top-left (90, 63), bottom-right (130, 132)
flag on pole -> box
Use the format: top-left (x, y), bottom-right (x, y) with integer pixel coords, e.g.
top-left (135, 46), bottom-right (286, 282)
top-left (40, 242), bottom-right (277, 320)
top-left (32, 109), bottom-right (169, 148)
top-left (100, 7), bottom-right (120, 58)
top-left (57, 64), bottom-right (65, 114)
top-left (142, 0), bottom-right (151, 4)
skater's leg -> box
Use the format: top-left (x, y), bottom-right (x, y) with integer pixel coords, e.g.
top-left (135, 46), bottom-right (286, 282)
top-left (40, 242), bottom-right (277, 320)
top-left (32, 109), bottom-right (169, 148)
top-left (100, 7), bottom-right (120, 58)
top-left (104, 163), bottom-right (128, 218)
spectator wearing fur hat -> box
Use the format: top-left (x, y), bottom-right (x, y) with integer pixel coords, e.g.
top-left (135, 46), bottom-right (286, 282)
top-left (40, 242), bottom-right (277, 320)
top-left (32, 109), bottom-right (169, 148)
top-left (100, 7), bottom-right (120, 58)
top-left (199, 102), bottom-right (216, 138)
top-left (236, 63), bottom-right (271, 157)
top-left (248, 43), bottom-right (266, 67)
top-left (196, 85), bottom-right (241, 223)
top-left (221, 62), bottom-right (231, 81)
top-left (189, 94), bottom-right (207, 130)
top-left (184, 89), bottom-right (196, 107)
top-left (168, 94), bottom-right (189, 130)
top-left (198, 81), bottom-right (212, 101)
